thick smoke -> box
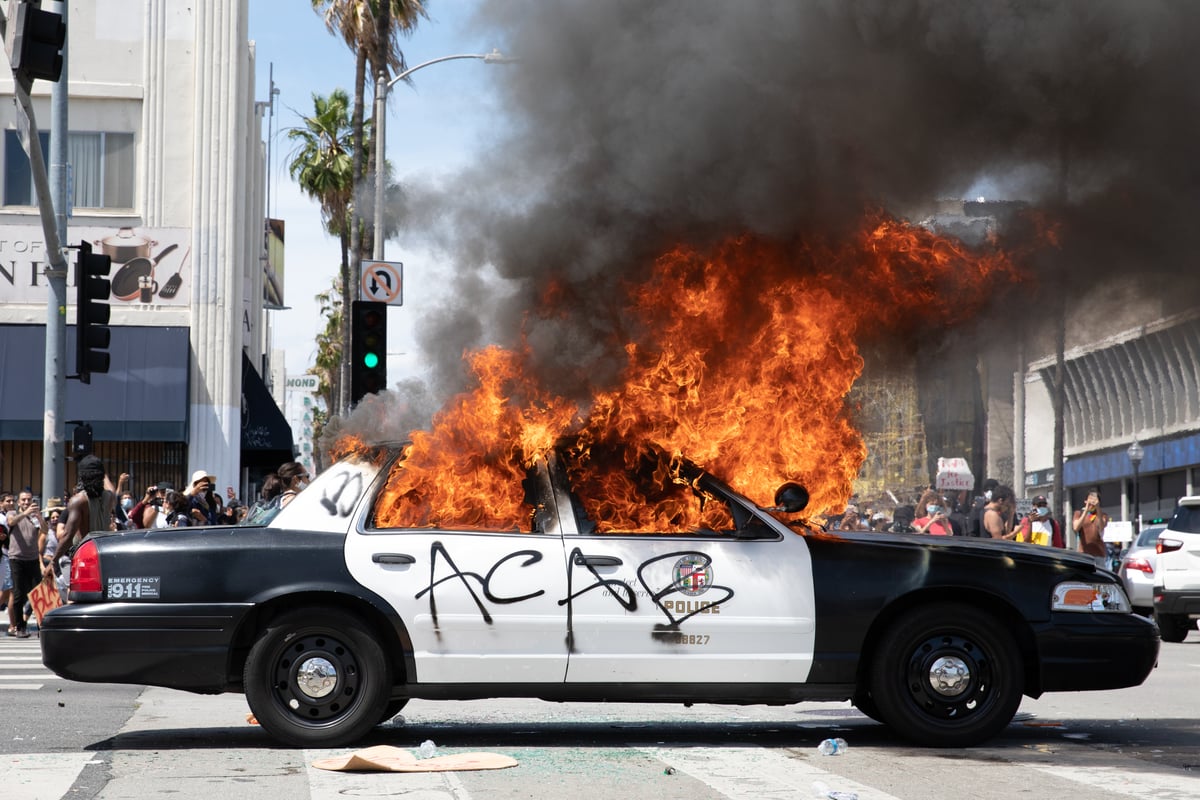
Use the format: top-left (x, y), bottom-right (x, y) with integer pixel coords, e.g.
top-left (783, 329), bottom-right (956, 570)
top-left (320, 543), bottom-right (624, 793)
top-left (360, 0), bottom-right (1200, 431)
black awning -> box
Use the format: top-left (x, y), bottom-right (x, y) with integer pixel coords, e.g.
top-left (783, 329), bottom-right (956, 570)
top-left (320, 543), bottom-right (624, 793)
top-left (240, 351), bottom-right (294, 466)
top-left (0, 324), bottom-right (189, 441)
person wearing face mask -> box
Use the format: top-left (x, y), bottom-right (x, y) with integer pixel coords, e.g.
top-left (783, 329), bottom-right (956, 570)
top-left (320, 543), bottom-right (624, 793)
top-left (277, 462), bottom-right (310, 508)
top-left (1015, 495), bottom-right (1064, 547)
top-left (913, 489), bottom-right (955, 536)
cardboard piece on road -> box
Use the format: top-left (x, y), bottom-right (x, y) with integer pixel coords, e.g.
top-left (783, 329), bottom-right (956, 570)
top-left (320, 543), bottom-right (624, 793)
top-left (311, 745), bottom-right (518, 773)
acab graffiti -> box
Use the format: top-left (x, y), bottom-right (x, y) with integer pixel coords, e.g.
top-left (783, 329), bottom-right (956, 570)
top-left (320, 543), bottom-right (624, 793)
top-left (412, 541), bottom-right (735, 646)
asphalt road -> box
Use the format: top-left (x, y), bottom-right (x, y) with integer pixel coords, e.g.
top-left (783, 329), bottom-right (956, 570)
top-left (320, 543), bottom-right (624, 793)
top-left (2, 635), bottom-right (1198, 799)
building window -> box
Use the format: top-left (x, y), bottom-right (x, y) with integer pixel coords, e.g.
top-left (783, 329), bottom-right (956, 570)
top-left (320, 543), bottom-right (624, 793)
top-left (3, 130), bottom-right (135, 210)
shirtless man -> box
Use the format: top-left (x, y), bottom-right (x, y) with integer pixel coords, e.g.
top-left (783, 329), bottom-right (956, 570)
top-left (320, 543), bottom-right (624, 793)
top-left (983, 485), bottom-right (1017, 539)
top-left (1072, 488), bottom-right (1109, 569)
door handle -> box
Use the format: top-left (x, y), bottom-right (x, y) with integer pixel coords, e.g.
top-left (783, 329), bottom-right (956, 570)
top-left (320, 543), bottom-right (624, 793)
top-left (372, 553), bottom-right (416, 565)
top-left (574, 554), bottom-right (623, 567)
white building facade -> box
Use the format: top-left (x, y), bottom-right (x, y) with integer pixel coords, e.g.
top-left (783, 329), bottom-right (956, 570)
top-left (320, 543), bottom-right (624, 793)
top-left (0, 1), bottom-right (291, 498)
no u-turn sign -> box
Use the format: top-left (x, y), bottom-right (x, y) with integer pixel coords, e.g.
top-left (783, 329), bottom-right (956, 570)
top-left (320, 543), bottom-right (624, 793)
top-left (361, 260), bottom-right (403, 305)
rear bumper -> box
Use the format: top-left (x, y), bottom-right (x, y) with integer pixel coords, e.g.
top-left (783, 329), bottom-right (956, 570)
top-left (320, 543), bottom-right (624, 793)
top-left (1032, 612), bottom-right (1159, 693)
top-left (40, 602), bottom-right (252, 692)
top-left (1153, 588), bottom-right (1200, 616)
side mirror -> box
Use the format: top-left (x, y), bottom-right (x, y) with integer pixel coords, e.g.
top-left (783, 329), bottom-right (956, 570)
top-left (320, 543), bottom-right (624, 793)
top-left (773, 482), bottom-right (810, 513)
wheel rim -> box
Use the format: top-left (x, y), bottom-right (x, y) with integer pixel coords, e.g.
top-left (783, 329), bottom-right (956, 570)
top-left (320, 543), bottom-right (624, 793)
top-left (902, 633), bottom-right (996, 721)
top-left (270, 632), bottom-right (362, 725)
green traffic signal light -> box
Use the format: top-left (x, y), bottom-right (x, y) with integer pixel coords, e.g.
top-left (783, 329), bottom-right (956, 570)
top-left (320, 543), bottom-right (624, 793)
top-left (363, 352), bottom-right (379, 369)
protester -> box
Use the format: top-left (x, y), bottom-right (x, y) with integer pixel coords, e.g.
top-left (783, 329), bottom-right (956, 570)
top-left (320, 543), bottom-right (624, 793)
top-left (983, 485), bottom-right (1017, 539)
top-left (60, 454), bottom-right (117, 553)
top-left (6, 491), bottom-right (45, 638)
top-left (913, 489), bottom-right (955, 535)
top-left (277, 462), bottom-right (310, 508)
top-left (1015, 494), bottom-right (1064, 547)
top-left (1073, 487), bottom-right (1110, 568)
top-left (967, 478), bottom-right (1000, 537)
top-left (870, 512), bottom-right (890, 532)
top-left (185, 470), bottom-right (219, 525)
top-left (160, 490), bottom-right (192, 527)
top-left (0, 492), bottom-right (13, 625)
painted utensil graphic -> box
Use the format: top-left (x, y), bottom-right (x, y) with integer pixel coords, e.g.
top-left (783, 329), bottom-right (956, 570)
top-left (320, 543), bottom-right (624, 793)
top-left (111, 243), bottom-right (178, 301)
top-left (158, 245), bottom-right (190, 299)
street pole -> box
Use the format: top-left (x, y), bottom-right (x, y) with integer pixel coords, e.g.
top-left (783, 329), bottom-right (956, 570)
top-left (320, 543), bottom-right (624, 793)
top-left (1127, 439), bottom-right (1144, 539)
top-left (43, 0), bottom-right (68, 504)
top-left (371, 50), bottom-right (512, 262)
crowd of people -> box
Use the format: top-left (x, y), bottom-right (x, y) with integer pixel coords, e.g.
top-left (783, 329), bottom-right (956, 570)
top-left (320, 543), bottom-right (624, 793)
top-left (0, 456), bottom-right (313, 633)
top-left (823, 478), bottom-right (1098, 557)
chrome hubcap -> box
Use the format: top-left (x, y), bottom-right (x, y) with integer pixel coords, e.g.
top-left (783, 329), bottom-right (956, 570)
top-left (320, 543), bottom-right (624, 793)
top-left (296, 656), bottom-right (338, 699)
top-left (928, 655), bottom-right (971, 697)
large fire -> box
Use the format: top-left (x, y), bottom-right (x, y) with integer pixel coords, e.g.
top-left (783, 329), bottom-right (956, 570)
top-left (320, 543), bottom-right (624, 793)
top-left (362, 212), bottom-right (1026, 532)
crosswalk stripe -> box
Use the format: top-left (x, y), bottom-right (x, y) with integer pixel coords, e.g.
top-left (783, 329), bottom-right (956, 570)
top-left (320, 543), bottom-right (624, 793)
top-left (641, 745), bottom-right (902, 800)
top-left (0, 753), bottom-right (98, 800)
top-left (0, 674), bottom-right (60, 680)
top-left (1030, 764), bottom-right (1200, 799)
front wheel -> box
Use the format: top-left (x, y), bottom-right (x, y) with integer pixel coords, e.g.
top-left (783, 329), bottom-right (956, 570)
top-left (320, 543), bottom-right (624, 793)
top-left (1156, 612), bottom-right (1190, 643)
top-left (868, 603), bottom-right (1024, 747)
top-left (244, 607), bottom-right (391, 748)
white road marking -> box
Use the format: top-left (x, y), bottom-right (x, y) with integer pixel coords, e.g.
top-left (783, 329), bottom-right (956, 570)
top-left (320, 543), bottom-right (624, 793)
top-left (0, 674), bottom-right (60, 680)
top-left (1031, 764), bottom-right (1200, 799)
top-left (0, 753), bottom-right (97, 800)
top-left (641, 745), bottom-right (902, 800)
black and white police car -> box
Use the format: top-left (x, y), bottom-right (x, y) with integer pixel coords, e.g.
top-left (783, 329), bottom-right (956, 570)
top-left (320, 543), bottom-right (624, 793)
top-left (42, 445), bottom-right (1159, 748)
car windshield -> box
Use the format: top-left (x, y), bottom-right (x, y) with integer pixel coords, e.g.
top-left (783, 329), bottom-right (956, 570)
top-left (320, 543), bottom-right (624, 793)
top-left (1168, 504), bottom-right (1200, 534)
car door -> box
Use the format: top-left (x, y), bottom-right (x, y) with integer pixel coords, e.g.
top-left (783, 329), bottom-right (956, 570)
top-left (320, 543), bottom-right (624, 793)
top-left (550, 459), bottom-right (817, 684)
top-left (344, 459), bottom-right (571, 684)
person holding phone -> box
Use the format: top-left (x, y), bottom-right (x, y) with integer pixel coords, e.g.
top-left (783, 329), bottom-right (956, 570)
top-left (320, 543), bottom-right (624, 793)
top-left (913, 488), bottom-right (954, 536)
top-left (1073, 488), bottom-right (1110, 568)
top-left (6, 491), bottom-right (46, 638)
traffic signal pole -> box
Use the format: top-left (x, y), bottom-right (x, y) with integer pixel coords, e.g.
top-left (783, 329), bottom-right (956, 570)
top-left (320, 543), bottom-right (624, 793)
top-left (3, 0), bottom-right (69, 502)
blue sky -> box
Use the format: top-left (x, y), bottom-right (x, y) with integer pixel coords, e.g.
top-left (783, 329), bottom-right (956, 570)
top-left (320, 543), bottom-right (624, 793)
top-left (248, 0), bottom-right (502, 381)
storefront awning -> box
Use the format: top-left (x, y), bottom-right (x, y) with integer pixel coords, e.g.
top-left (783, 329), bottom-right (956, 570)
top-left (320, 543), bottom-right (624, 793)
top-left (0, 324), bottom-right (189, 440)
top-left (241, 351), bottom-right (294, 467)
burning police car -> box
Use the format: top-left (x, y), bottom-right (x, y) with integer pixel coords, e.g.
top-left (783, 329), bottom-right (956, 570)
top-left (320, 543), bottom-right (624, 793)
top-left (41, 444), bottom-right (1158, 749)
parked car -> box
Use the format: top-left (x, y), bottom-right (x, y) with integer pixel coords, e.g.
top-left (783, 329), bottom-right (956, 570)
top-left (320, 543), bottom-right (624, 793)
top-left (1153, 496), bottom-right (1200, 642)
top-left (1119, 523), bottom-right (1168, 615)
top-left (42, 444), bottom-right (1159, 749)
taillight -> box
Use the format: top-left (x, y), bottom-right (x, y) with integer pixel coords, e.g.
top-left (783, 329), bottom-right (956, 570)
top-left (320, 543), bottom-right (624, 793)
top-left (1124, 557), bottom-right (1154, 575)
top-left (70, 539), bottom-right (103, 593)
top-left (1157, 538), bottom-right (1183, 555)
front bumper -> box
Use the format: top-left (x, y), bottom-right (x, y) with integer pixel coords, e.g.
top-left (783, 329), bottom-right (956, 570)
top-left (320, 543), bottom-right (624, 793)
top-left (1032, 612), bottom-right (1159, 693)
top-left (1153, 587), bottom-right (1200, 617)
top-left (40, 602), bottom-right (253, 692)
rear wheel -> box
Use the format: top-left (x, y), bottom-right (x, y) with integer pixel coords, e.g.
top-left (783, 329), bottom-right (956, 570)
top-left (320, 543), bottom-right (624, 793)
top-left (868, 603), bottom-right (1024, 747)
top-left (1155, 612), bottom-right (1190, 643)
top-left (244, 607), bottom-right (391, 747)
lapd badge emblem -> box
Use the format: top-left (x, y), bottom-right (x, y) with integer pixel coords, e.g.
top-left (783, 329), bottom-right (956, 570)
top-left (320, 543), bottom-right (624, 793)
top-left (673, 555), bottom-right (711, 596)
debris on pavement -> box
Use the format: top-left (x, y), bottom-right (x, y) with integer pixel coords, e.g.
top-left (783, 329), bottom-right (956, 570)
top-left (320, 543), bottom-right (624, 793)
top-left (311, 744), bottom-right (518, 773)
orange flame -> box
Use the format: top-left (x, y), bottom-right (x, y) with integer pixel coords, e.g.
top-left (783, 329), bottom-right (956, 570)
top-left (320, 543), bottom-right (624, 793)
top-left (362, 211), bottom-right (1027, 532)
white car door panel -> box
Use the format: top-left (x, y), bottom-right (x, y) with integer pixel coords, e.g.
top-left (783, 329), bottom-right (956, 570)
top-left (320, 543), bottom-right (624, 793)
top-left (562, 531), bottom-right (816, 684)
top-left (346, 531), bottom-right (569, 683)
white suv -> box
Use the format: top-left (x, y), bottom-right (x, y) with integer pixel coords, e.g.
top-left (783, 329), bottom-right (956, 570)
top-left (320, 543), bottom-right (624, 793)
top-left (1153, 496), bottom-right (1200, 642)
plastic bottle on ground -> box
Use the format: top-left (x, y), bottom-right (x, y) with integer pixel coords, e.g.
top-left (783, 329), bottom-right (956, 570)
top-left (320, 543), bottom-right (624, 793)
top-left (816, 737), bottom-right (848, 755)
top-left (812, 779), bottom-right (859, 800)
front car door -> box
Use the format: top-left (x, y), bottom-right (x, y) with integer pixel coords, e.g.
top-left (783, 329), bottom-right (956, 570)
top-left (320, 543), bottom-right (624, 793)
top-left (549, 455), bottom-right (817, 685)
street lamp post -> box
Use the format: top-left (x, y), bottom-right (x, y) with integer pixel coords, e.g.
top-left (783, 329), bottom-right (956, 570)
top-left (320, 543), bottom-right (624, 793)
top-left (1127, 439), bottom-right (1144, 538)
top-left (371, 49), bottom-right (512, 266)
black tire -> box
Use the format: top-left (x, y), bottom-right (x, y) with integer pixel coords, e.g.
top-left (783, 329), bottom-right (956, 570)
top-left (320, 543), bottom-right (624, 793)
top-left (379, 698), bottom-right (409, 724)
top-left (1156, 612), bottom-right (1190, 643)
top-left (852, 690), bottom-right (885, 724)
top-left (244, 607), bottom-right (391, 747)
top-left (868, 603), bottom-right (1024, 747)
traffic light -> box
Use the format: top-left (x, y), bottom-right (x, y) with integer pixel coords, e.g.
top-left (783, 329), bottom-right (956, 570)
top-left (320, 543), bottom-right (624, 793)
top-left (4, 0), bottom-right (66, 84)
top-left (75, 241), bottom-right (111, 384)
top-left (350, 300), bottom-right (387, 404)
top-left (70, 422), bottom-right (93, 459)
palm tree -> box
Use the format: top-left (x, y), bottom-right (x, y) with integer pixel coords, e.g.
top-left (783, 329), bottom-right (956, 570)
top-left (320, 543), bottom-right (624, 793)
top-left (308, 280), bottom-right (343, 457)
top-left (287, 89), bottom-right (355, 413)
top-left (311, 1), bottom-right (428, 273)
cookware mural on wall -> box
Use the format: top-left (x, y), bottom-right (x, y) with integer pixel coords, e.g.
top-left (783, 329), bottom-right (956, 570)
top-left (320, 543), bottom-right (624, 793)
top-left (0, 225), bottom-right (192, 306)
